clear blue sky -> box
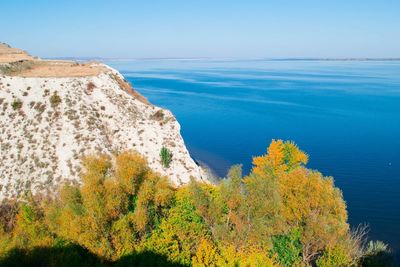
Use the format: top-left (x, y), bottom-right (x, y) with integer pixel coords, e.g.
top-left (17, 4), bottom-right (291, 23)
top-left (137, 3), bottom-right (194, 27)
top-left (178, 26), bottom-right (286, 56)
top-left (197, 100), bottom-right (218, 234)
top-left (2, 0), bottom-right (400, 58)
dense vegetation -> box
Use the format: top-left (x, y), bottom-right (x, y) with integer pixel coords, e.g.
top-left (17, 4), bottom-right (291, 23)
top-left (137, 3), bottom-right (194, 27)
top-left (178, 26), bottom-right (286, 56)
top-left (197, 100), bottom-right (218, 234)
top-left (0, 140), bottom-right (393, 266)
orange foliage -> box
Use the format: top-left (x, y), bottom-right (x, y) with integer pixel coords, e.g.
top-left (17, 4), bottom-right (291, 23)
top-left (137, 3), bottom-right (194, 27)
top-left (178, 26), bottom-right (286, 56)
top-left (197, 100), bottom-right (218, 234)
top-left (45, 151), bottom-right (174, 260)
top-left (252, 139), bottom-right (308, 176)
top-left (250, 139), bottom-right (347, 263)
top-left (115, 151), bottom-right (149, 194)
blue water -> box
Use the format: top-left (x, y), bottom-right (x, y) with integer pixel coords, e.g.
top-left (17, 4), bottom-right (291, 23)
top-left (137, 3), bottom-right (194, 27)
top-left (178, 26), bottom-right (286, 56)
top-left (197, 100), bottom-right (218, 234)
top-left (107, 59), bottom-right (400, 254)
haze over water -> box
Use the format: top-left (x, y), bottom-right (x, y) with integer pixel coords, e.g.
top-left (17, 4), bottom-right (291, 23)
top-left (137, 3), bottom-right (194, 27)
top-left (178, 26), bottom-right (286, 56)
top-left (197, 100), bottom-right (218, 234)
top-left (108, 59), bottom-right (400, 253)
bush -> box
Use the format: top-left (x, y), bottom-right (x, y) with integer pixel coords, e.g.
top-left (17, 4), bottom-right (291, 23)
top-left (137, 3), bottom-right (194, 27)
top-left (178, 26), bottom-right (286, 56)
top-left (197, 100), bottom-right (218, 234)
top-left (151, 110), bottom-right (164, 121)
top-left (11, 99), bottom-right (22, 110)
top-left (160, 147), bottom-right (172, 168)
top-left (45, 151), bottom-right (175, 261)
top-left (316, 246), bottom-right (352, 267)
top-left (361, 241), bottom-right (394, 267)
top-left (86, 82), bottom-right (96, 92)
top-left (271, 228), bottom-right (302, 266)
top-left (0, 61), bottom-right (35, 76)
top-left (49, 92), bottom-right (61, 108)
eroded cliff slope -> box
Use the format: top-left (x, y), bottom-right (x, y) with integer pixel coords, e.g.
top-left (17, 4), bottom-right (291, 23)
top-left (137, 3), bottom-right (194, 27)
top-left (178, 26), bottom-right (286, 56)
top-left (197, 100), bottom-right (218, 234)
top-left (0, 43), bottom-right (206, 200)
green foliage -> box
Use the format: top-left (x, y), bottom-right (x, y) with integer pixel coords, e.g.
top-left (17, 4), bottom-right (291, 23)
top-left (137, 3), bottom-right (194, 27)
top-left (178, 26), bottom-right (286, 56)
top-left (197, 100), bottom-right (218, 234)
top-left (189, 164), bottom-right (281, 251)
top-left (11, 99), bottom-right (22, 110)
top-left (271, 228), bottom-right (302, 266)
top-left (160, 146), bottom-right (173, 168)
top-left (146, 188), bottom-right (209, 265)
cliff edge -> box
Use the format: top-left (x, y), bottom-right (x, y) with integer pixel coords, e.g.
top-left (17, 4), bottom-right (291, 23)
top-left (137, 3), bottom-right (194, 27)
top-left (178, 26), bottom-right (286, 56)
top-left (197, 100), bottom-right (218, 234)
top-left (0, 43), bottom-right (207, 200)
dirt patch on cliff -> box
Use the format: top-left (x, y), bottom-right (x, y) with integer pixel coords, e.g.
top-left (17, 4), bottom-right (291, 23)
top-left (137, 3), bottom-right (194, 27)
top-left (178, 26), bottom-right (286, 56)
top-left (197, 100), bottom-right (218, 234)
top-left (110, 73), bottom-right (150, 104)
top-left (0, 60), bottom-right (106, 77)
top-left (0, 43), bottom-right (106, 77)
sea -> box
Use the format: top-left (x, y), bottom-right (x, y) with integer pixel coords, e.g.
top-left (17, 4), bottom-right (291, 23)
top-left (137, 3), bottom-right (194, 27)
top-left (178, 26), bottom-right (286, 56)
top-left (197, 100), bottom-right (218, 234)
top-left (106, 59), bottom-right (400, 255)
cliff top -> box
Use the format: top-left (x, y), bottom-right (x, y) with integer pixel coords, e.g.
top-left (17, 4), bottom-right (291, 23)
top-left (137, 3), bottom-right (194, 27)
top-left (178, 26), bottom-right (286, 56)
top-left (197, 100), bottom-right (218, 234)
top-left (0, 43), bottom-right (105, 77)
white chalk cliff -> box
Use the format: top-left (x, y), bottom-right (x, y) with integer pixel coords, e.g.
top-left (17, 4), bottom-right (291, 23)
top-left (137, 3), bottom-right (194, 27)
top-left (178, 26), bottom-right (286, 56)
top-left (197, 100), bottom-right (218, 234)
top-left (0, 43), bottom-right (207, 200)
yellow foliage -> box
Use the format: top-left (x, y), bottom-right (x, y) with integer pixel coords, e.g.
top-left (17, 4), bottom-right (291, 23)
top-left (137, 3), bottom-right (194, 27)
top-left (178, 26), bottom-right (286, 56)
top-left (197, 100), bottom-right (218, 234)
top-left (104, 179), bottom-right (128, 220)
top-left (278, 168), bottom-right (348, 262)
top-left (115, 151), bottom-right (149, 194)
top-left (0, 143), bottom-right (355, 266)
top-left (193, 240), bottom-right (277, 267)
top-left (216, 245), bottom-right (277, 267)
top-left (81, 154), bottom-right (111, 182)
top-left (249, 140), bottom-right (348, 264)
top-left (110, 215), bottom-right (136, 257)
top-left (192, 239), bottom-right (220, 267)
top-left (252, 139), bottom-right (308, 176)
top-left (316, 245), bottom-right (352, 267)
top-left (12, 203), bottom-right (53, 248)
top-left (44, 150), bottom-right (175, 261)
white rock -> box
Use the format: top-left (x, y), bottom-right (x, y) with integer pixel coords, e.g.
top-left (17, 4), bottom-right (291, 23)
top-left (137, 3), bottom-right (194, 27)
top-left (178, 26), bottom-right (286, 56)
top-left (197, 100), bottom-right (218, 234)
top-left (0, 64), bottom-right (207, 200)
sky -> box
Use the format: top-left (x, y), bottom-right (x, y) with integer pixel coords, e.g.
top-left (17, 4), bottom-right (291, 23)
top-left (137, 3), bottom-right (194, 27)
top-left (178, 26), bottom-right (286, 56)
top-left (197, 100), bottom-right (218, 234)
top-left (1, 0), bottom-right (400, 59)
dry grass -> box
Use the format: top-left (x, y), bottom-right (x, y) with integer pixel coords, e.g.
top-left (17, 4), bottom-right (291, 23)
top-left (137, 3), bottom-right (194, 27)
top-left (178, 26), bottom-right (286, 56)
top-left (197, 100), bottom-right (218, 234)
top-left (111, 74), bottom-right (149, 104)
top-left (0, 60), bottom-right (106, 77)
top-left (0, 43), bottom-right (106, 77)
top-left (0, 43), bottom-right (35, 63)
top-left (15, 61), bottom-right (106, 77)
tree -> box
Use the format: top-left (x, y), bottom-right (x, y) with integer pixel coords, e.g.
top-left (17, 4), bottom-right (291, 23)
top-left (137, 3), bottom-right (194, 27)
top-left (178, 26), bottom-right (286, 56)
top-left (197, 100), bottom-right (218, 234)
top-left (189, 163), bottom-right (281, 252)
top-left (45, 151), bottom-right (174, 261)
top-left (252, 140), bottom-right (308, 176)
top-left (251, 140), bottom-right (348, 264)
top-left (0, 142), bottom-right (379, 266)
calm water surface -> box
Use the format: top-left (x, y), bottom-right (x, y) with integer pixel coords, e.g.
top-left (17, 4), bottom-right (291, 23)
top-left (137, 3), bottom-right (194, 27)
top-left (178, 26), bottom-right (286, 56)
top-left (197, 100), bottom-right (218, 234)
top-left (107, 59), bottom-right (400, 253)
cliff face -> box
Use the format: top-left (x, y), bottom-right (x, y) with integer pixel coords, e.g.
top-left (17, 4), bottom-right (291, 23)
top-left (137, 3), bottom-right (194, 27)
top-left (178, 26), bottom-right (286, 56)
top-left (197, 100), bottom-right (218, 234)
top-left (0, 44), bottom-right (206, 200)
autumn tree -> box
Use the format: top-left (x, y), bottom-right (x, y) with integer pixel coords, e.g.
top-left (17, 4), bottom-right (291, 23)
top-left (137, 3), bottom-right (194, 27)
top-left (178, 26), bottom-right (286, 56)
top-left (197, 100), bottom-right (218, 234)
top-left (252, 139), bottom-right (349, 264)
top-left (0, 143), bottom-right (389, 266)
top-left (145, 187), bottom-right (209, 265)
top-left (45, 151), bottom-right (174, 261)
top-left (189, 164), bottom-right (281, 253)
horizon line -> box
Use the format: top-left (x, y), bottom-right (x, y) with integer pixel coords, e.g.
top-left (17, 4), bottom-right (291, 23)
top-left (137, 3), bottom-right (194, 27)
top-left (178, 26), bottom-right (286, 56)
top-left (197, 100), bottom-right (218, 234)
top-left (45, 56), bottom-right (400, 62)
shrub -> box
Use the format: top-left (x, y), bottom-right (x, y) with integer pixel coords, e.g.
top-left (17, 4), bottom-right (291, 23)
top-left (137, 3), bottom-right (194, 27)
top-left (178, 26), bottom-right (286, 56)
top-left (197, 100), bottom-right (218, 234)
top-left (146, 188), bottom-right (208, 265)
top-left (151, 110), bottom-right (164, 121)
top-left (192, 239), bottom-right (220, 267)
top-left (11, 99), bottom-right (22, 110)
top-left (361, 241), bottom-right (394, 267)
top-left (86, 82), bottom-right (96, 92)
top-left (49, 92), bottom-right (61, 108)
top-left (0, 60), bottom-right (35, 76)
top-left (271, 228), bottom-right (302, 266)
top-left (160, 146), bottom-right (172, 168)
top-left (316, 246), bottom-right (352, 267)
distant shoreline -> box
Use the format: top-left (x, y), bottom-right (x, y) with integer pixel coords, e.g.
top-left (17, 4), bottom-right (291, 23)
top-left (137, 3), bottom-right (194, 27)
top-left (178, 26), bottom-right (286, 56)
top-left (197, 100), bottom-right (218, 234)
top-left (46, 57), bottom-right (400, 62)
